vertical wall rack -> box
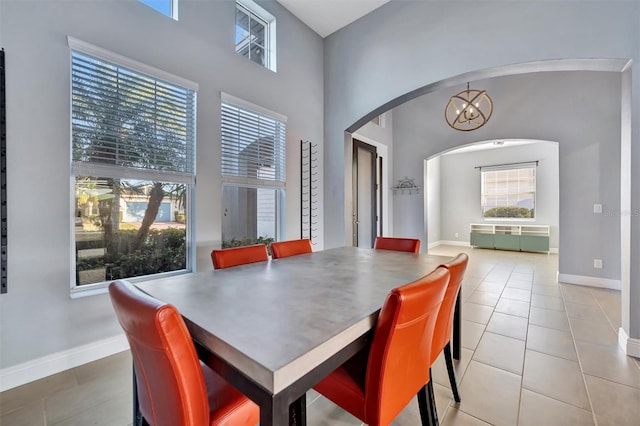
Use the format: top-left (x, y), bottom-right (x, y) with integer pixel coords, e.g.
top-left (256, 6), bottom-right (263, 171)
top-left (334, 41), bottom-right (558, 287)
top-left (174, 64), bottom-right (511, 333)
top-left (300, 140), bottom-right (318, 245)
top-left (1, 48), bottom-right (7, 293)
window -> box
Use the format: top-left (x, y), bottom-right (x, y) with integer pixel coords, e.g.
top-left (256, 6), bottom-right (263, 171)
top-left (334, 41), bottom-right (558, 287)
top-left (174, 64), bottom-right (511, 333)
top-left (138, 0), bottom-right (178, 20)
top-left (481, 164), bottom-right (536, 218)
top-left (70, 37), bottom-right (196, 288)
top-left (221, 93), bottom-right (286, 248)
top-left (235, 0), bottom-right (276, 71)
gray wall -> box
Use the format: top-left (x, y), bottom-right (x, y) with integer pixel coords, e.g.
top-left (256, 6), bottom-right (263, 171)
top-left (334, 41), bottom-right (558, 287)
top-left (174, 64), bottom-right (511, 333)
top-left (437, 143), bottom-right (560, 249)
top-left (392, 71), bottom-right (619, 279)
top-left (0, 0), bottom-right (323, 370)
top-left (324, 1), bottom-right (639, 337)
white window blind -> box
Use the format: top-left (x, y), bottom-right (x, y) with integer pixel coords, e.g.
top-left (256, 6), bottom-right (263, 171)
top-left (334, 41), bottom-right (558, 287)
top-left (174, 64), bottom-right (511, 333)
top-left (481, 165), bottom-right (536, 218)
top-left (221, 95), bottom-right (286, 188)
top-left (71, 50), bottom-right (196, 184)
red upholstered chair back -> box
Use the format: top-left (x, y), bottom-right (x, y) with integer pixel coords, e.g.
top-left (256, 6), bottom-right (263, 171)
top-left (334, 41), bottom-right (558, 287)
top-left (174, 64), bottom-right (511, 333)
top-left (431, 253), bottom-right (469, 363)
top-left (364, 267), bottom-right (450, 425)
top-left (270, 239), bottom-right (312, 259)
top-left (210, 244), bottom-right (269, 269)
top-left (373, 236), bottom-right (421, 253)
top-left (108, 280), bottom-right (209, 426)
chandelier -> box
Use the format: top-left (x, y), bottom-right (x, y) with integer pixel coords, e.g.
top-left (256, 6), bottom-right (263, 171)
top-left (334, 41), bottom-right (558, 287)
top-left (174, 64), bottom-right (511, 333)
top-left (445, 83), bottom-right (493, 131)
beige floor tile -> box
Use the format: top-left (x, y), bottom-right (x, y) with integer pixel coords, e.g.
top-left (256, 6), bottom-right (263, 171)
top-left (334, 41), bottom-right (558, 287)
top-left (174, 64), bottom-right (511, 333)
top-left (461, 320), bottom-right (485, 350)
top-left (494, 298), bottom-right (530, 318)
top-left (585, 375), bottom-right (640, 426)
top-left (565, 302), bottom-right (609, 322)
top-left (48, 394), bottom-right (132, 426)
top-left (575, 341), bottom-right (640, 388)
top-left (0, 400), bottom-right (45, 426)
top-left (457, 361), bottom-right (521, 426)
top-left (522, 350), bottom-right (590, 409)
top-left (485, 312), bottom-right (528, 340)
top-left (475, 281), bottom-right (505, 294)
top-left (431, 348), bottom-right (474, 390)
top-left (509, 272), bottom-right (533, 282)
top-left (442, 408), bottom-right (491, 426)
top-left (305, 395), bottom-right (363, 426)
top-left (390, 397), bottom-right (423, 426)
top-left (518, 389), bottom-right (594, 426)
top-left (532, 284), bottom-right (562, 297)
top-left (528, 306), bottom-right (570, 331)
top-left (73, 350), bottom-right (131, 386)
top-left (569, 317), bottom-right (618, 345)
top-left (514, 264), bottom-right (535, 273)
top-left (0, 370), bottom-right (77, 415)
top-left (589, 289), bottom-right (622, 328)
top-left (505, 279), bottom-right (533, 290)
top-left (501, 287), bottom-right (531, 302)
top-left (533, 277), bottom-right (559, 286)
top-left (561, 285), bottom-right (599, 306)
top-left (465, 291), bottom-right (500, 307)
top-left (531, 293), bottom-right (565, 311)
top-left (526, 324), bottom-right (577, 361)
top-left (44, 370), bottom-right (132, 425)
top-left (472, 332), bottom-right (525, 374)
top-left (462, 302), bottom-right (494, 325)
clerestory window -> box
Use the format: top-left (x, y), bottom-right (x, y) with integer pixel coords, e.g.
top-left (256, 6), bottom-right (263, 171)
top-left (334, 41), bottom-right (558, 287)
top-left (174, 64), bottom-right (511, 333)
top-left (235, 0), bottom-right (276, 71)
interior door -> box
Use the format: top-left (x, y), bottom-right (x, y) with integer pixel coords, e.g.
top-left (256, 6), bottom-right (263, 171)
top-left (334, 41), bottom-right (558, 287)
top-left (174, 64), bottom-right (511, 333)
top-left (352, 139), bottom-right (378, 247)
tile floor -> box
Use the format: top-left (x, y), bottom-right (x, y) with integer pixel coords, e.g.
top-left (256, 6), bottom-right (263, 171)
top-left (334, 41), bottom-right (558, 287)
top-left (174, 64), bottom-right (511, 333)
top-left (2, 245), bottom-right (639, 425)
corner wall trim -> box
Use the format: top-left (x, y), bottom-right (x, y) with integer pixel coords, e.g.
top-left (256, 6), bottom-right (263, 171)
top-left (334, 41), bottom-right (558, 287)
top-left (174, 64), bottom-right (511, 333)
top-left (619, 327), bottom-right (640, 358)
top-left (0, 334), bottom-right (128, 392)
top-left (557, 273), bottom-right (621, 290)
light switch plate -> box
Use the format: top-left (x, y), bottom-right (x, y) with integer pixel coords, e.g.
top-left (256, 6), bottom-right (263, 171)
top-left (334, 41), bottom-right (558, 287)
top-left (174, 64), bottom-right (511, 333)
top-left (593, 204), bottom-right (603, 214)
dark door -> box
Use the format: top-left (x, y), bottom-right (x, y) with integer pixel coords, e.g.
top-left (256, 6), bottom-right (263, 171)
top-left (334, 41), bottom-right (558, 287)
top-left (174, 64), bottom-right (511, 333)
top-left (352, 139), bottom-right (378, 247)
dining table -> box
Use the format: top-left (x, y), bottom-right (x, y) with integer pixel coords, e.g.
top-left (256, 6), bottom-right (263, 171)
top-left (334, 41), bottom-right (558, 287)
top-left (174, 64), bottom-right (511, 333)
top-left (135, 246), bottom-right (458, 426)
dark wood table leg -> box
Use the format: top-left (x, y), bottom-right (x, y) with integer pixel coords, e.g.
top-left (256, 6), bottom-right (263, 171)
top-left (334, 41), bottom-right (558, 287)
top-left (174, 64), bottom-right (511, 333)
top-left (132, 367), bottom-right (143, 426)
top-left (261, 394), bottom-right (291, 426)
top-left (452, 292), bottom-right (461, 360)
top-left (290, 394), bottom-right (307, 426)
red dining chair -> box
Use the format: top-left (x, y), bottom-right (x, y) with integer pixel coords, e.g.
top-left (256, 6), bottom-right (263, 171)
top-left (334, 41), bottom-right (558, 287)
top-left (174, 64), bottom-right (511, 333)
top-left (430, 253), bottom-right (469, 421)
top-left (270, 239), bottom-right (312, 259)
top-left (313, 267), bottom-right (450, 426)
top-left (108, 280), bottom-right (259, 426)
top-left (373, 236), bottom-right (421, 253)
top-left (210, 244), bottom-right (268, 269)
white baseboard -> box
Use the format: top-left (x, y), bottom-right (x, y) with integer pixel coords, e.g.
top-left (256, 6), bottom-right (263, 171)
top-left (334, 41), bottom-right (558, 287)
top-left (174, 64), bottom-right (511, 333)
top-left (557, 273), bottom-right (621, 290)
top-left (618, 327), bottom-right (640, 358)
top-left (0, 334), bottom-right (129, 392)
top-left (429, 240), bottom-right (470, 249)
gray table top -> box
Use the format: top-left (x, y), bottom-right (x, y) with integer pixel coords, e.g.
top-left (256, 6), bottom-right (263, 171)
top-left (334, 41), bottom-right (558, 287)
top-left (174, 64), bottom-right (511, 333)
top-left (136, 246), bottom-right (451, 394)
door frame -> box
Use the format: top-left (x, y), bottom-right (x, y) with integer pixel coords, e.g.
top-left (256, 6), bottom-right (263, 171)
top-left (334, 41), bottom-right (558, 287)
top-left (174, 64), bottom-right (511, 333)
top-left (352, 139), bottom-right (378, 247)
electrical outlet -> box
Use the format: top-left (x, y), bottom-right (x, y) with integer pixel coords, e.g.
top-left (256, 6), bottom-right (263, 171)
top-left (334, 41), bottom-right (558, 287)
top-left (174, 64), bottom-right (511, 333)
top-left (455, 232), bottom-right (459, 238)
top-left (594, 259), bottom-right (603, 269)
top-left (593, 204), bottom-right (603, 214)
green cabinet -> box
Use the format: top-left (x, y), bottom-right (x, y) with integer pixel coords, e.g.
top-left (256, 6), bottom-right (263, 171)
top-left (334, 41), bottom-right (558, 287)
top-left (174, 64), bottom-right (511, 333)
top-left (495, 234), bottom-right (520, 251)
top-left (520, 235), bottom-right (550, 252)
top-left (469, 224), bottom-right (550, 253)
top-left (470, 232), bottom-right (494, 248)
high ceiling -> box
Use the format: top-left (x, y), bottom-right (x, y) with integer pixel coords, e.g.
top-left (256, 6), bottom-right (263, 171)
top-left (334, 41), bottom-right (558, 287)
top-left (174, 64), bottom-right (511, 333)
top-left (276, 0), bottom-right (390, 38)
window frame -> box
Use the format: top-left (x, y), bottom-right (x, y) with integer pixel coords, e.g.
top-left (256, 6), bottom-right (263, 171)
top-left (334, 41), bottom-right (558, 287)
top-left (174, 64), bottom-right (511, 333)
top-left (138, 0), bottom-right (179, 20)
top-left (68, 37), bottom-right (198, 294)
top-left (480, 164), bottom-right (537, 221)
top-left (235, 0), bottom-right (277, 72)
top-left (220, 92), bottom-right (287, 245)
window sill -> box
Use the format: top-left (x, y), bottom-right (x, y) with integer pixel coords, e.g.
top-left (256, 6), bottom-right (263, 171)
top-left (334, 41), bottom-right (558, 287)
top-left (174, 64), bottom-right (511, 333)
top-left (70, 269), bottom-right (190, 299)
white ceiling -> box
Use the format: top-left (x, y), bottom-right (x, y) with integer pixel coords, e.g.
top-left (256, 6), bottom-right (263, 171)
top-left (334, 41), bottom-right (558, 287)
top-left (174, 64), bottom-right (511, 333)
top-left (276, 0), bottom-right (390, 38)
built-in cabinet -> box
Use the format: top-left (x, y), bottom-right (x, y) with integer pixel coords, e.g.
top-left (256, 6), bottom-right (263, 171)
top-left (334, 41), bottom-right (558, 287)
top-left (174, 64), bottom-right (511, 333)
top-left (470, 224), bottom-right (550, 252)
